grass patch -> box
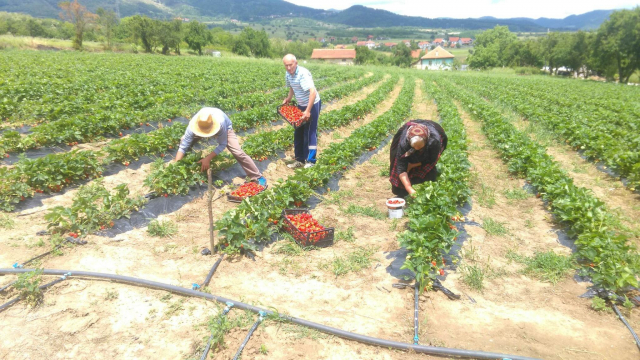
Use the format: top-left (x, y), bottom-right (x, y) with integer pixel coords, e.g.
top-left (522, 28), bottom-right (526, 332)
top-left (164, 299), bottom-right (185, 318)
top-left (504, 188), bottom-right (530, 201)
top-left (274, 234), bottom-right (305, 256)
top-left (320, 246), bottom-right (377, 276)
top-left (104, 289), bottom-right (119, 301)
top-left (343, 204), bottom-right (386, 219)
top-left (282, 323), bottom-right (331, 340)
top-left (482, 217), bottom-right (508, 236)
top-left (460, 263), bottom-right (485, 292)
top-left (0, 214), bottom-right (14, 229)
top-left (324, 189), bottom-right (353, 206)
top-left (335, 226), bottom-right (356, 243)
top-left (591, 297), bottom-right (611, 312)
top-left (476, 183), bottom-right (496, 208)
top-left (201, 308), bottom-right (256, 354)
top-left (147, 219), bottom-right (178, 238)
top-left (506, 250), bottom-right (575, 285)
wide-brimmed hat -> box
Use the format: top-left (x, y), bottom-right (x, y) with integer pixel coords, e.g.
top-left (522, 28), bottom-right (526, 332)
top-left (190, 112), bottom-right (222, 138)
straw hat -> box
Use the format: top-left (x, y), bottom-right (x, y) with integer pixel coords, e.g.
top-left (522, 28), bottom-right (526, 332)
top-left (189, 111), bottom-right (222, 138)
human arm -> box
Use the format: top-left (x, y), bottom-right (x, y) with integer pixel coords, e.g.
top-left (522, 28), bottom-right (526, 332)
top-left (399, 172), bottom-right (416, 196)
top-left (174, 128), bottom-right (196, 162)
top-left (302, 87), bottom-right (317, 121)
top-left (282, 88), bottom-right (294, 105)
top-left (198, 124), bottom-right (228, 171)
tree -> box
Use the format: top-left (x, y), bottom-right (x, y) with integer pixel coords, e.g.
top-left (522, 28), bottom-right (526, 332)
top-left (354, 45), bottom-right (376, 65)
top-left (233, 27), bottom-right (271, 58)
top-left (393, 42), bottom-right (413, 68)
top-left (592, 7), bottom-right (640, 83)
top-left (26, 19), bottom-right (47, 38)
top-left (96, 7), bottom-right (117, 49)
top-left (58, 0), bottom-right (97, 50)
top-left (184, 21), bottom-right (211, 55)
top-left (541, 32), bottom-right (561, 74)
top-left (468, 25), bottom-right (518, 69)
top-left (127, 15), bottom-right (157, 53)
top-left (157, 19), bottom-right (182, 55)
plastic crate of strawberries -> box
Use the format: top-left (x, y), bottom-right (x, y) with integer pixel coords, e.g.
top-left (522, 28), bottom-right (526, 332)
top-left (227, 182), bottom-right (268, 203)
top-left (281, 209), bottom-right (334, 247)
top-left (277, 104), bottom-right (308, 129)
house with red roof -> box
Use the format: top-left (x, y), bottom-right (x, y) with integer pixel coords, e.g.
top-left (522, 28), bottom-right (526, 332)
top-left (432, 38), bottom-right (446, 46)
top-left (418, 41), bottom-right (431, 50)
top-left (311, 49), bottom-right (356, 65)
top-left (460, 37), bottom-right (474, 45)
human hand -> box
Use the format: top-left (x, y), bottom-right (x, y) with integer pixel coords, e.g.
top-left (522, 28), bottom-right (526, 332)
top-left (408, 188), bottom-right (417, 197)
top-left (281, 99), bottom-right (289, 106)
top-left (197, 153), bottom-right (216, 171)
top-left (302, 110), bottom-right (311, 121)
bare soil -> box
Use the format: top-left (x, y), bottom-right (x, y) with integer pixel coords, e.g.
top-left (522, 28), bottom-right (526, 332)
top-left (1, 78), bottom-right (638, 360)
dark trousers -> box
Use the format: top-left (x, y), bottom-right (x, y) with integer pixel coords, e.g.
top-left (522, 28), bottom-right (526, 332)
top-left (295, 100), bottom-right (321, 163)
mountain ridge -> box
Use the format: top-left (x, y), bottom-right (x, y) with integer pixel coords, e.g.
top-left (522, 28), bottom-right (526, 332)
top-left (0, 0), bottom-right (616, 31)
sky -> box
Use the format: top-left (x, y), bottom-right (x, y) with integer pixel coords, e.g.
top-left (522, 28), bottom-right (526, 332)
top-left (286, 0), bottom-right (640, 19)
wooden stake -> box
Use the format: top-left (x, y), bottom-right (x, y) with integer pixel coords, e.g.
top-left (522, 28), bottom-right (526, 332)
top-left (207, 169), bottom-right (216, 252)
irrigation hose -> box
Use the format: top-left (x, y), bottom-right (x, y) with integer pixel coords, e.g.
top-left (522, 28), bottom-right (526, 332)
top-left (0, 280), bottom-right (17, 293)
top-left (200, 302), bottom-right (234, 360)
top-left (414, 282), bottom-right (419, 344)
top-left (611, 302), bottom-right (640, 352)
top-left (0, 273), bottom-right (70, 313)
top-left (202, 255), bottom-right (225, 288)
top-left (232, 311), bottom-right (265, 360)
top-left (0, 268), bottom-right (539, 360)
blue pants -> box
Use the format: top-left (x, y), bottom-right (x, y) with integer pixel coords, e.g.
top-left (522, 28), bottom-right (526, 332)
top-left (295, 100), bottom-right (321, 163)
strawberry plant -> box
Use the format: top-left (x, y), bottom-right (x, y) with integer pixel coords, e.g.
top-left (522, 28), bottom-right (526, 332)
top-left (44, 179), bottom-right (146, 235)
top-left (438, 76), bottom-right (640, 293)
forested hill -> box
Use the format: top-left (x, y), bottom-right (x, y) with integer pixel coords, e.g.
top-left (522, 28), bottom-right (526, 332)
top-left (0, 0), bottom-right (614, 31)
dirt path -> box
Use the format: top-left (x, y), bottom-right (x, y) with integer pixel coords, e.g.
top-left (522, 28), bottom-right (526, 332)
top-left (412, 78), bottom-right (439, 120)
top-left (504, 108), bottom-right (640, 246)
top-left (419, 104), bottom-right (639, 359)
top-left (0, 76), bottom-right (430, 360)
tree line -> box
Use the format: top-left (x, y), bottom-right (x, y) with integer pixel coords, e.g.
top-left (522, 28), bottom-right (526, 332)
top-left (0, 1), bottom-right (325, 59)
top-left (468, 7), bottom-right (640, 83)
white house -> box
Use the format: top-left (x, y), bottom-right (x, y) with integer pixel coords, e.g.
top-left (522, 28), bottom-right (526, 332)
top-left (419, 46), bottom-right (455, 70)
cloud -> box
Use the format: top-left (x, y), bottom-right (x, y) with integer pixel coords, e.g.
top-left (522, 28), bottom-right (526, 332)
top-left (287, 0), bottom-right (639, 19)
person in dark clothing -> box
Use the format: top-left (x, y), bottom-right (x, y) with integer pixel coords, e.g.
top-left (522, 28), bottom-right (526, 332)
top-left (389, 120), bottom-right (448, 197)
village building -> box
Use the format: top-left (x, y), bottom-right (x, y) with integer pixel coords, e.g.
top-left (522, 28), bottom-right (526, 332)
top-left (311, 49), bottom-right (356, 65)
top-left (419, 46), bottom-right (455, 70)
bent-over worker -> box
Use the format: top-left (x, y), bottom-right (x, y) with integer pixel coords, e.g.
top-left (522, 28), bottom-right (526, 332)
top-left (389, 119), bottom-right (448, 197)
top-left (175, 107), bottom-right (267, 186)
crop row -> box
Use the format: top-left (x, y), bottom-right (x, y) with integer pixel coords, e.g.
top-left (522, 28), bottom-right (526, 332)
top-left (229, 73), bottom-right (380, 131)
top-left (240, 75), bottom-right (398, 159)
top-left (446, 74), bottom-right (640, 190)
top-left (214, 74), bottom-right (415, 253)
top-left (143, 74), bottom-right (396, 196)
top-left (437, 77), bottom-right (640, 292)
top-left (0, 52), bottom-right (359, 155)
top-left (398, 77), bottom-right (471, 290)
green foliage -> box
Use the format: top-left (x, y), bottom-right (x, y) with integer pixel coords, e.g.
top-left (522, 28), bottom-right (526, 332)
top-left (44, 179), bottom-right (146, 235)
top-left (343, 204), bottom-right (386, 219)
top-left (591, 297), bottom-right (610, 312)
top-left (147, 219), bottom-right (178, 238)
top-left (482, 218), bottom-right (509, 236)
top-left (184, 20), bottom-right (211, 55)
top-left (0, 214), bottom-right (15, 229)
top-left (592, 7), bottom-right (640, 83)
top-left (320, 246), bottom-right (377, 276)
top-left (14, 269), bottom-right (43, 307)
top-left (233, 27), bottom-right (271, 58)
top-left (440, 75), bottom-right (640, 292)
top-left (507, 250), bottom-right (575, 284)
top-left (460, 263), bottom-right (486, 291)
top-left (468, 25), bottom-right (518, 69)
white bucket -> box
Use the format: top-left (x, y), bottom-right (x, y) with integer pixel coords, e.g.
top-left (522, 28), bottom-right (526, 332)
top-left (386, 198), bottom-right (406, 219)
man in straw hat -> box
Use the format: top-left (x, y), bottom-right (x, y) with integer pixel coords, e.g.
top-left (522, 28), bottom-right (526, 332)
top-left (281, 54), bottom-right (321, 169)
top-left (174, 107), bottom-right (267, 186)
top-left (389, 119), bottom-right (447, 198)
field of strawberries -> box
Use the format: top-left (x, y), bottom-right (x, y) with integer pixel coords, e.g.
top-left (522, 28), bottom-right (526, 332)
top-left (1, 50), bottom-right (640, 360)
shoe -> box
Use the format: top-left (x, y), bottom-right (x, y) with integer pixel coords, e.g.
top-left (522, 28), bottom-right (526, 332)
top-left (303, 162), bottom-right (315, 169)
top-left (287, 161), bottom-right (304, 169)
top-left (257, 176), bottom-right (267, 186)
